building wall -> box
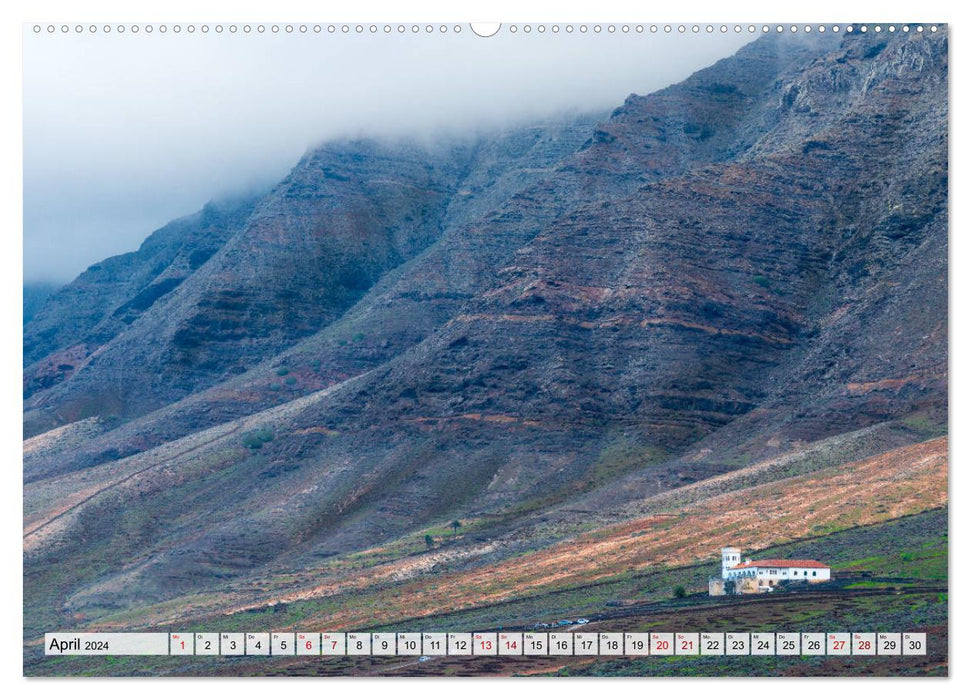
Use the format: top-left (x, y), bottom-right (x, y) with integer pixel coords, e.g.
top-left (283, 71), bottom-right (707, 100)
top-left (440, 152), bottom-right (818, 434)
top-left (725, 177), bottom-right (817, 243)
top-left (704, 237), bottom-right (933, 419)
top-left (735, 577), bottom-right (760, 594)
top-left (726, 566), bottom-right (831, 582)
top-left (721, 548), bottom-right (741, 579)
top-left (710, 550), bottom-right (832, 596)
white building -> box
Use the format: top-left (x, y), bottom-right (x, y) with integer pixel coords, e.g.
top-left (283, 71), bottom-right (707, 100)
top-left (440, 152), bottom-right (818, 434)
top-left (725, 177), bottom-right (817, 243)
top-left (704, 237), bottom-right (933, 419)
top-left (713, 547), bottom-right (831, 594)
top-left (721, 547), bottom-right (742, 578)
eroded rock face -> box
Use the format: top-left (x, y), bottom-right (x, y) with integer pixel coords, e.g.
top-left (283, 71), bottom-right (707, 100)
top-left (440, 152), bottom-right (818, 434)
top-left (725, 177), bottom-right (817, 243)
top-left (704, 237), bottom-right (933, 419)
top-left (23, 142), bottom-right (469, 429)
top-left (23, 30), bottom-right (947, 614)
top-left (23, 117), bottom-right (608, 435)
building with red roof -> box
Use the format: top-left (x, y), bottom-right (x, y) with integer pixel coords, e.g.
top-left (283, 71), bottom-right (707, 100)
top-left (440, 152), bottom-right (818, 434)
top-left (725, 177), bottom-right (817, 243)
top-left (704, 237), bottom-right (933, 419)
top-left (710, 547), bottom-right (831, 595)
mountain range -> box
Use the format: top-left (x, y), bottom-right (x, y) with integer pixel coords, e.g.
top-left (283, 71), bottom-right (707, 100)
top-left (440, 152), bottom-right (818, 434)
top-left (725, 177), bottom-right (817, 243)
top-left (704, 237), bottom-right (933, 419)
top-left (24, 28), bottom-right (947, 651)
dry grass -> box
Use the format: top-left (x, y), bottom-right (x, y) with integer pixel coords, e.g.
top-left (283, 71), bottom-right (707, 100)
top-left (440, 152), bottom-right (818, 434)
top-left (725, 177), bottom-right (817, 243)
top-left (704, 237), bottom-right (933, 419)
top-left (89, 436), bottom-right (945, 632)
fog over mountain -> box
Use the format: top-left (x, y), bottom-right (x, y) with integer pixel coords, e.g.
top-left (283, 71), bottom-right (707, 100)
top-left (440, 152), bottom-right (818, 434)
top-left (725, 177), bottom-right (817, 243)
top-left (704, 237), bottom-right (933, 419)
top-left (23, 27), bottom-right (751, 282)
top-left (23, 29), bottom-right (948, 676)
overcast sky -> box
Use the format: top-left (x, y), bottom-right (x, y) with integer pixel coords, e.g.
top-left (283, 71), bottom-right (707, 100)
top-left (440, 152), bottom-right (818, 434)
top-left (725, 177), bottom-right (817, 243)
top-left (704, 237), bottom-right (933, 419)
top-left (23, 25), bottom-right (752, 283)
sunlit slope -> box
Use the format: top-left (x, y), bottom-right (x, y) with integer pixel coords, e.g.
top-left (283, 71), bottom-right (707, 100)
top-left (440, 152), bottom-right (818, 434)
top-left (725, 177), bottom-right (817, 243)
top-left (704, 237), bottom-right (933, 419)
top-left (61, 435), bottom-right (944, 633)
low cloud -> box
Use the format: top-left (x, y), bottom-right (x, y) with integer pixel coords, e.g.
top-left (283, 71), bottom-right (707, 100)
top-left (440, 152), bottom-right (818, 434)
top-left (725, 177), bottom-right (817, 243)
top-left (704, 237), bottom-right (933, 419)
top-left (23, 27), bottom-right (752, 282)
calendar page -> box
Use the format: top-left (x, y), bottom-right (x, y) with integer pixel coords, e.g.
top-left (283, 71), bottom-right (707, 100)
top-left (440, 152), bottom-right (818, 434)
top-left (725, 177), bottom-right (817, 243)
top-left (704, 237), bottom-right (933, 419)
top-left (20, 5), bottom-right (949, 680)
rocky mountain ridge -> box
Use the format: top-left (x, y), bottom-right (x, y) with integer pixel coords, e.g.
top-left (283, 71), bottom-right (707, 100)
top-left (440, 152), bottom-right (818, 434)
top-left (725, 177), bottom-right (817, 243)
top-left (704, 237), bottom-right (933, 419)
top-left (24, 29), bottom-right (947, 620)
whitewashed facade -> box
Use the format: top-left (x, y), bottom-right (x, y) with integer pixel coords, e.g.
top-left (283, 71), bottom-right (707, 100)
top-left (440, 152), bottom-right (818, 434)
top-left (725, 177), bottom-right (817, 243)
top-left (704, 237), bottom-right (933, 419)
top-left (720, 547), bottom-right (742, 578)
top-left (713, 547), bottom-right (831, 594)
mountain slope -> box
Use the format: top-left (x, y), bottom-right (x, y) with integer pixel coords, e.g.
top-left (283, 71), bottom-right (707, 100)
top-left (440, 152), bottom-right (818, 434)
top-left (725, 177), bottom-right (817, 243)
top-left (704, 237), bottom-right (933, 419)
top-left (23, 282), bottom-right (58, 326)
top-left (23, 33), bottom-right (841, 471)
top-left (23, 29), bottom-right (947, 628)
top-left (22, 33), bottom-right (839, 441)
